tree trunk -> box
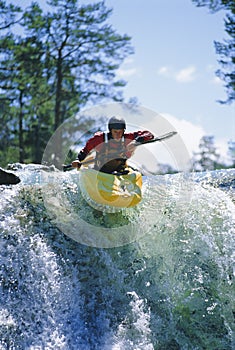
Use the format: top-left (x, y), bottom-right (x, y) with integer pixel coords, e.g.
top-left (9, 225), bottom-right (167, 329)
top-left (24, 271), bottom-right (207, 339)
top-left (54, 49), bottom-right (63, 131)
top-left (19, 90), bottom-right (24, 163)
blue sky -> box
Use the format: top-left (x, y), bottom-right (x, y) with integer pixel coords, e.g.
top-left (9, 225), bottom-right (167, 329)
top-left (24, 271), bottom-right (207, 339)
top-left (12, 0), bottom-right (235, 162)
top-left (102, 0), bottom-right (234, 161)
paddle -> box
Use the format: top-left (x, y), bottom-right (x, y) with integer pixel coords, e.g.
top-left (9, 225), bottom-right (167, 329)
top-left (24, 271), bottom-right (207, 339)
top-left (136, 131), bottom-right (177, 146)
top-left (63, 153), bottom-right (95, 171)
top-left (63, 131), bottom-right (177, 171)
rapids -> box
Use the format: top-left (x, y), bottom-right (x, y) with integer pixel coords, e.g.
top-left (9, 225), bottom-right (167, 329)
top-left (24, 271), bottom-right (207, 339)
top-left (0, 164), bottom-right (234, 349)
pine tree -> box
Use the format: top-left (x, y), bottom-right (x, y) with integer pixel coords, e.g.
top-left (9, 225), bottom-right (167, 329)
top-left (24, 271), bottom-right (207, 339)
top-left (191, 136), bottom-right (221, 171)
top-left (192, 0), bottom-right (235, 104)
top-left (0, 0), bottom-right (22, 30)
top-left (23, 0), bottom-right (133, 130)
top-left (227, 140), bottom-right (235, 167)
top-left (0, 0), bottom-right (133, 166)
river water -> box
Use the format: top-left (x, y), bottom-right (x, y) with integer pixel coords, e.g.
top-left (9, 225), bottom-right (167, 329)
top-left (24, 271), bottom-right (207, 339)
top-left (0, 165), bottom-right (234, 349)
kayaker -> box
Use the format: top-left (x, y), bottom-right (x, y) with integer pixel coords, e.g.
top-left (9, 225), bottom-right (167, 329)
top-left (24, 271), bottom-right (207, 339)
top-left (72, 116), bottom-right (154, 174)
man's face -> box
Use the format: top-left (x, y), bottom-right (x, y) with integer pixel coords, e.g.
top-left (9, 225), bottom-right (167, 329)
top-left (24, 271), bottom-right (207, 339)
top-left (111, 128), bottom-right (124, 141)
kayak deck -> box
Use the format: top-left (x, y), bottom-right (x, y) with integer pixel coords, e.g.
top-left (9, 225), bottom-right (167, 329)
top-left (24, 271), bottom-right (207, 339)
top-left (79, 168), bottom-right (142, 212)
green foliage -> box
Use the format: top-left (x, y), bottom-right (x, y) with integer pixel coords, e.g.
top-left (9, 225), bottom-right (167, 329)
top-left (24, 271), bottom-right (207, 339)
top-left (191, 136), bottom-right (224, 171)
top-left (0, 0), bottom-right (22, 30)
top-left (0, 0), bottom-right (133, 166)
top-left (191, 0), bottom-right (234, 12)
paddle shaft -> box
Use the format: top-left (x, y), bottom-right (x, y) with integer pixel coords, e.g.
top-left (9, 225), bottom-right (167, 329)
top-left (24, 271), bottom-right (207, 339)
top-left (136, 131), bottom-right (177, 145)
top-left (63, 158), bottom-right (94, 171)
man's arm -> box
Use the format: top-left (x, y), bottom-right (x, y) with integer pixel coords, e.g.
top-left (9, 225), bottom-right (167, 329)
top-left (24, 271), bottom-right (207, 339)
top-left (125, 130), bottom-right (154, 157)
top-left (72, 132), bottom-right (104, 168)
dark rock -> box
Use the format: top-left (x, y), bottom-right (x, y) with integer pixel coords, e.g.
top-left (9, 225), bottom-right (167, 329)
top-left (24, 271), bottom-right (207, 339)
top-left (0, 167), bottom-right (21, 185)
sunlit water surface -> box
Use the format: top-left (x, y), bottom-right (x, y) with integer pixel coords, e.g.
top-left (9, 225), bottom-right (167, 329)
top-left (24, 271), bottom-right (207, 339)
top-left (0, 165), bottom-right (234, 349)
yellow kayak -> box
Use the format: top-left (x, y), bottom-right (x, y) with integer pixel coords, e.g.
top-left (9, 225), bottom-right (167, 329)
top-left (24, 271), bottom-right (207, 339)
top-left (79, 167), bottom-right (142, 212)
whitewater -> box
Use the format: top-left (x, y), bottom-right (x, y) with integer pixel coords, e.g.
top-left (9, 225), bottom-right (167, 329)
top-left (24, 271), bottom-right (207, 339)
top-left (0, 164), bottom-right (234, 349)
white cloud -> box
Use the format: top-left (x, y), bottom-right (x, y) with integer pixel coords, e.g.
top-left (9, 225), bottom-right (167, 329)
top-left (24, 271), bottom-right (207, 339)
top-left (136, 112), bottom-right (206, 171)
top-left (160, 113), bottom-right (230, 165)
top-left (122, 57), bottom-right (135, 65)
top-left (116, 67), bottom-right (137, 78)
top-left (157, 65), bottom-right (197, 83)
top-left (161, 113), bottom-right (205, 156)
top-left (116, 57), bottom-right (138, 78)
top-left (175, 65), bottom-right (196, 83)
top-left (211, 76), bottom-right (222, 85)
top-left (157, 66), bottom-right (171, 77)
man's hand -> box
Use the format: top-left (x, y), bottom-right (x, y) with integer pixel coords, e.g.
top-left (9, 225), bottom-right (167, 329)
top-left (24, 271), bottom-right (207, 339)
top-left (72, 160), bottom-right (81, 169)
top-left (126, 140), bottom-right (138, 155)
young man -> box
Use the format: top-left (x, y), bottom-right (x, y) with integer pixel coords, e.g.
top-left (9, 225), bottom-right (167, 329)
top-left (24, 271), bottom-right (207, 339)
top-left (72, 116), bottom-right (154, 174)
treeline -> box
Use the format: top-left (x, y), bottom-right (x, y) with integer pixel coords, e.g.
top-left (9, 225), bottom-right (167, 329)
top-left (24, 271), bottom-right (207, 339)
top-left (190, 136), bottom-right (235, 171)
top-left (157, 135), bottom-right (235, 174)
top-left (0, 0), bottom-right (133, 168)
